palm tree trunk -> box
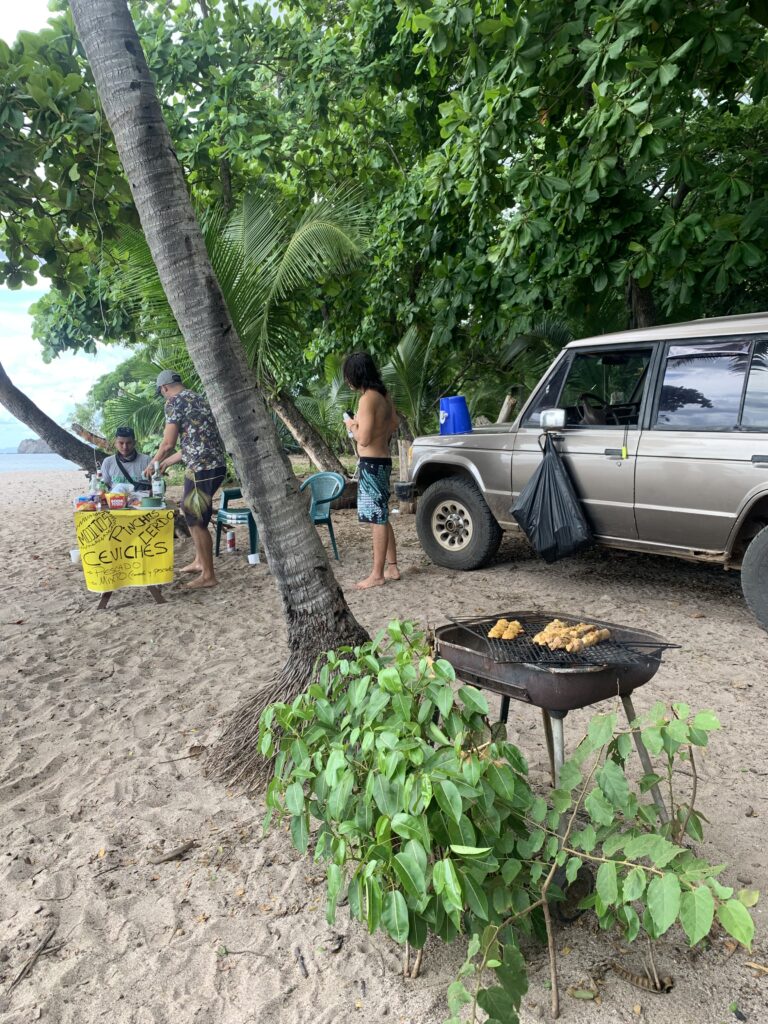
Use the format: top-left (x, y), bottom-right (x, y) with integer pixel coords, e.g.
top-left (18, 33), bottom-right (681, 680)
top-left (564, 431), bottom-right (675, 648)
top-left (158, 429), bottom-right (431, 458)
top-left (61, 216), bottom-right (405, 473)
top-left (270, 388), bottom-right (348, 476)
top-left (0, 361), bottom-right (107, 470)
top-left (69, 0), bottom-right (367, 791)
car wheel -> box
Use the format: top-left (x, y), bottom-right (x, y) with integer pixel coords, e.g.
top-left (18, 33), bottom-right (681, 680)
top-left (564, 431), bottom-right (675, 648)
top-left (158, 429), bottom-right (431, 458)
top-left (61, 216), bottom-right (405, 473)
top-left (416, 476), bottom-right (503, 570)
top-left (741, 523), bottom-right (768, 631)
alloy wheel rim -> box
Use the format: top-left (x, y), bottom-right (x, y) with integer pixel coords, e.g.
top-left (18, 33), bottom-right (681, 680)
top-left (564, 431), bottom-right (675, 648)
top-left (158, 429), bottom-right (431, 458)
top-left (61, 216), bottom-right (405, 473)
top-left (431, 500), bottom-right (473, 551)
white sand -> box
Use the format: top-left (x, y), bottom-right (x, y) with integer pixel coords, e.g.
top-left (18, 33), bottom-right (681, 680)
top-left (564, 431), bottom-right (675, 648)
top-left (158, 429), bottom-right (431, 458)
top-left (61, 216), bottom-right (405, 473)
top-left (0, 470), bottom-right (766, 1023)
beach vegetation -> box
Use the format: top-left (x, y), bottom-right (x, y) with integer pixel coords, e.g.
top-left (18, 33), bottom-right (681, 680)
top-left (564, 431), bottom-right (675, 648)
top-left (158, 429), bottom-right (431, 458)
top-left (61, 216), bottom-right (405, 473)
top-left (260, 621), bottom-right (757, 1022)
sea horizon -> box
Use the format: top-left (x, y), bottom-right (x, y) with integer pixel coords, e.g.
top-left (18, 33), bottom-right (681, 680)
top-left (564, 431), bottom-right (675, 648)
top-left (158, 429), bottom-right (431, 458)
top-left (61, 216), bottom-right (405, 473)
top-left (0, 452), bottom-right (84, 474)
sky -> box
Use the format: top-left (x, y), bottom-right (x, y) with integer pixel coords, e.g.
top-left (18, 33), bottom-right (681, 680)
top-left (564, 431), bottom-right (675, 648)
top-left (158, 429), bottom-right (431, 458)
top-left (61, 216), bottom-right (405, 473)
top-left (0, 1), bottom-right (132, 450)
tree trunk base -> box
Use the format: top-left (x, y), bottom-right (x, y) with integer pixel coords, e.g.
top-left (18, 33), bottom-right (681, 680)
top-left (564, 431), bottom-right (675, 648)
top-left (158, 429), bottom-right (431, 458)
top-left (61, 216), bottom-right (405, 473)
top-left (205, 617), bottom-right (368, 793)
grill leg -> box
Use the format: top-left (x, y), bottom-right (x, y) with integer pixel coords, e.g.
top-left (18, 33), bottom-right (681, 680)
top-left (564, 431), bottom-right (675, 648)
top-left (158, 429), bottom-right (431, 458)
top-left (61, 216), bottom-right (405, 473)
top-left (542, 710), bottom-right (557, 788)
top-left (621, 694), bottom-right (669, 824)
top-left (549, 712), bottom-right (566, 787)
top-left (499, 695), bottom-right (510, 724)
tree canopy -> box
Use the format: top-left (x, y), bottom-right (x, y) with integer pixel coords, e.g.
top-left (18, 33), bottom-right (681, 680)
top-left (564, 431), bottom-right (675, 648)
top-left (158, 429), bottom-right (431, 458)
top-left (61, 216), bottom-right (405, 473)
top-left (3, 0), bottom-right (768, 430)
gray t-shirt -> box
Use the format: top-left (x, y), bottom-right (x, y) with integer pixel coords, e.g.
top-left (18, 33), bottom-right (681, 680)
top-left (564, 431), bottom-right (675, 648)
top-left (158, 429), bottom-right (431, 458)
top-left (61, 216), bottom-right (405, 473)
top-left (100, 452), bottom-right (152, 489)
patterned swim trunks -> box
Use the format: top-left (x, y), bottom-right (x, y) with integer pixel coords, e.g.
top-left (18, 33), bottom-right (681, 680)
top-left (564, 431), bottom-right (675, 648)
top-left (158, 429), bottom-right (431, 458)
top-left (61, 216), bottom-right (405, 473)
top-left (357, 457), bottom-right (392, 525)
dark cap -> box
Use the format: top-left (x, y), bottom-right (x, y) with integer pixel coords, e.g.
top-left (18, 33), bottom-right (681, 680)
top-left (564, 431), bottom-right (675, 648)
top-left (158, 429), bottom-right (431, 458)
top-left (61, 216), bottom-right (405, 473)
top-left (156, 369), bottom-right (183, 395)
top-left (115, 426), bottom-right (135, 439)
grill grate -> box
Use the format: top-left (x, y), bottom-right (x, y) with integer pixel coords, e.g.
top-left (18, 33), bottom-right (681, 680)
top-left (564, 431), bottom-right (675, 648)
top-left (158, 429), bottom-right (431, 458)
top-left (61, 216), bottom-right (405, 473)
top-left (452, 615), bottom-right (670, 667)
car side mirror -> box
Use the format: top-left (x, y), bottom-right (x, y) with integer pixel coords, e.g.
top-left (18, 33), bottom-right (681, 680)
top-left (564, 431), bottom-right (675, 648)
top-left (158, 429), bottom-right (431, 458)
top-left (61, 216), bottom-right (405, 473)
top-left (540, 407), bottom-right (566, 431)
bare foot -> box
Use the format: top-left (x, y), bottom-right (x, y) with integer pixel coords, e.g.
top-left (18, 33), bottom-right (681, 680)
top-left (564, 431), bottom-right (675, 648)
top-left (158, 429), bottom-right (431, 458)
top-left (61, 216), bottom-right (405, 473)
top-left (355, 575), bottom-right (387, 590)
top-left (183, 576), bottom-right (218, 590)
top-left (385, 562), bottom-right (401, 581)
top-left (179, 561), bottom-right (203, 574)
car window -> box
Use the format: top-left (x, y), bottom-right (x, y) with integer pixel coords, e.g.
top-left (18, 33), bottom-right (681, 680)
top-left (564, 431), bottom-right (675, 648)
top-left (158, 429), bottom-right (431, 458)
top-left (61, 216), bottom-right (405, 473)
top-left (522, 357), bottom-right (571, 426)
top-left (557, 349), bottom-right (652, 427)
top-left (655, 340), bottom-right (751, 430)
top-left (742, 341), bottom-right (768, 430)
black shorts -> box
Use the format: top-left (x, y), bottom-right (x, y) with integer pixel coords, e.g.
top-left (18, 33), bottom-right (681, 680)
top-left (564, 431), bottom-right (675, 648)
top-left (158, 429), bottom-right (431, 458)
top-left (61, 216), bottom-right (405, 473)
top-left (181, 467), bottom-right (225, 528)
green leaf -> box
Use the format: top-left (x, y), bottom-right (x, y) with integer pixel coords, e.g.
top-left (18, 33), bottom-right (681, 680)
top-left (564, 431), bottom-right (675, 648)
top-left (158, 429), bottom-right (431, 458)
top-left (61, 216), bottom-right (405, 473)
top-left (558, 761), bottom-right (582, 791)
top-left (460, 870), bottom-right (489, 920)
top-left (716, 899), bottom-right (755, 949)
top-left (588, 713), bottom-right (616, 747)
top-left (450, 844), bottom-right (493, 858)
top-left (598, 760), bottom-right (630, 810)
top-left (326, 863), bottom-right (343, 923)
top-left (647, 873), bottom-right (681, 936)
top-left (485, 762), bottom-right (516, 803)
top-left (284, 782), bottom-right (304, 815)
top-left (391, 813), bottom-right (426, 844)
top-left (393, 849), bottom-right (426, 900)
top-left (435, 780), bottom-right (463, 824)
top-left (373, 775), bottom-right (400, 817)
top-left (737, 889), bottom-right (760, 908)
top-left (502, 858), bottom-right (522, 884)
top-left (365, 876), bottom-right (382, 933)
top-left (584, 788), bottom-right (614, 827)
top-left (458, 685), bottom-right (489, 716)
top-left (565, 857), bottom-right (582, 884)
top-left (596, 861), bottom-right (619, 906)
top-left (691, 710), bottom-right (721, 732)
top-left (624, 834), bottom-right (683, 868)
top-left (679, 885), bottom-right (714, 945)
top-left (447, 981), bottom-right (473, 1014)
top-left (623, 866), bottom-right (646, 902)
top-left (290, 812), bottom-right (309, 854)
top-left (442, 858), bottom-right (463, 908)
top-left (382, 889), bottom-right (409, 943)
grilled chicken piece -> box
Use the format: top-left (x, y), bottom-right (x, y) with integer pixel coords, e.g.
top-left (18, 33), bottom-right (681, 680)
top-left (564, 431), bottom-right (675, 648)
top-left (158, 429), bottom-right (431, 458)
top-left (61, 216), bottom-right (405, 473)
top-left (487, 618), bottom-right (510, 638)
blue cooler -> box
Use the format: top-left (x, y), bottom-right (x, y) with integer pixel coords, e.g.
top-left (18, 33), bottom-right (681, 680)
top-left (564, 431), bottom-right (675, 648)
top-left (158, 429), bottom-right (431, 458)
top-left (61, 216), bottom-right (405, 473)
top-left (439, 395), bottom-right (472, 435)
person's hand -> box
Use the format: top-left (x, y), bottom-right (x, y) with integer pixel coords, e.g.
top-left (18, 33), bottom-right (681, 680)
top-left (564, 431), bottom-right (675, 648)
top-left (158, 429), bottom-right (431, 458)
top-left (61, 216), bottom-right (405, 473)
top-left (159, 459), bottom-right (171, 472)
top-left (143, 463), bottom-right (154, 479)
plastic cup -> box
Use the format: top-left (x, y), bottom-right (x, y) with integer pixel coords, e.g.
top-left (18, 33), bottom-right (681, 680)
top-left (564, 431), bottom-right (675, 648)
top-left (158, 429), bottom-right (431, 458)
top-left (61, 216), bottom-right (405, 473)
top-left (247, 553), bottom-right (261, 565)
top-left (70, 548), bottom-right (81, 564)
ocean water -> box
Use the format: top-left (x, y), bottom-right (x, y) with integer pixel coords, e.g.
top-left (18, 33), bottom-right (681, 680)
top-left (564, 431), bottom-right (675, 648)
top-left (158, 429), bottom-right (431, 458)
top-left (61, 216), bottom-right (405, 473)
top-left (0, 453), bottom-right (83, 474)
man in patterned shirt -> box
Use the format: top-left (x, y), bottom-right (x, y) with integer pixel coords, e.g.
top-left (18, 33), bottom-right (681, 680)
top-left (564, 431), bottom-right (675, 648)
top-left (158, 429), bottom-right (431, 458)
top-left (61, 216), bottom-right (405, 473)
top-left (145, 370), bottom-right (227, 589)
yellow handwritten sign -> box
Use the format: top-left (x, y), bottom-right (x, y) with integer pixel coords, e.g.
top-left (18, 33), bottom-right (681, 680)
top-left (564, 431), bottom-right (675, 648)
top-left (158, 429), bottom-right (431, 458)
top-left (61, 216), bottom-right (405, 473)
top-left (74, 509), bottom-right (174, 593)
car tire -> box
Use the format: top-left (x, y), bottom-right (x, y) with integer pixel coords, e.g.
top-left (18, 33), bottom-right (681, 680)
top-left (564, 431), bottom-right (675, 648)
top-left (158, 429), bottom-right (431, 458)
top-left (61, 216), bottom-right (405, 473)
top-left (416, 476), bottom-right (503, 570)
top-left (741, 523), bottom-right (768, 631)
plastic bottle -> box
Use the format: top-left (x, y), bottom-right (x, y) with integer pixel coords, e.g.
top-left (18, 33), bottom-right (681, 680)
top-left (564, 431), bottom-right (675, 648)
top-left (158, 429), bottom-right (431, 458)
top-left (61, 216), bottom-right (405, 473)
top-left (151, 461), bottom-right (165, 500)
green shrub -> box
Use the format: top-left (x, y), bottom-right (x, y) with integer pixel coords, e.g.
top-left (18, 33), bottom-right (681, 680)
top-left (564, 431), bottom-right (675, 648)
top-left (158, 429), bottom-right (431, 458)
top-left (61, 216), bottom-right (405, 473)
top-left (260, 621), bottom-right (756, 1023)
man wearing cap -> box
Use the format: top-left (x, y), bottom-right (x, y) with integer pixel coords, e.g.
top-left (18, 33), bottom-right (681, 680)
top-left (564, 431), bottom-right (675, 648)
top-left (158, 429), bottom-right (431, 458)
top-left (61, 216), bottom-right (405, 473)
top-left (100, 426), bottom-right (152, 490)
top-left (145, 370), bottom-right (227, 590)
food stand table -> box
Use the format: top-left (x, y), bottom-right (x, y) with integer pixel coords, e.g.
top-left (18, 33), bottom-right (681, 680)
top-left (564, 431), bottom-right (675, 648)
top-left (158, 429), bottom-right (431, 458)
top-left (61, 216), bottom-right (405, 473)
top-left (74, 508), bottom-right (175, 609)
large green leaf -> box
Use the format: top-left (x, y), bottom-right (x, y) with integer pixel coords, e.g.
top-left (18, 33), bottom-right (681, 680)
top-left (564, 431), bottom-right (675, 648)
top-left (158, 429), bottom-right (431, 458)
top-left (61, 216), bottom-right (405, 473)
top-left (393, 848), bottom-right (427, 900)
top-left (597, 760), bottom-right (630, 810)
top-left (679, 885), bottom-right (715, 945)
top-left (435, 780), bottom-right (463, 824)
top-left (716, 899), bottom-right (755, 949)
top-left (596, 861), bottom-right (619, 906)
top-left (646, 873), bottom-right (681, 936)
top-left (382, 890), bottom-right (410, 943)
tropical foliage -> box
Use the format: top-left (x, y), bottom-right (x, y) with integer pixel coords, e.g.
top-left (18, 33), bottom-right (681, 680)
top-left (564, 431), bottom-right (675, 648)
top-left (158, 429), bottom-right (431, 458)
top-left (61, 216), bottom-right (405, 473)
top-left (6, 0), bottom-right (767, 445)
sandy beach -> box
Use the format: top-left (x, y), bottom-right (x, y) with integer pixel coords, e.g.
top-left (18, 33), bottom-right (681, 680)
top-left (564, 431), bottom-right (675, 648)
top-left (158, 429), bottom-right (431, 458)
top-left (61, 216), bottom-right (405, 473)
top-left (1, 468), bottom-right (766, 1024)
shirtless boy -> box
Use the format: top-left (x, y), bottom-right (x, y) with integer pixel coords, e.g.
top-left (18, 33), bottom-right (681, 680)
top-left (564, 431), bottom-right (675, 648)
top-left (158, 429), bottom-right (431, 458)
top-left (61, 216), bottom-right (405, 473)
top-left (343, 352), bottom-right (400, 590)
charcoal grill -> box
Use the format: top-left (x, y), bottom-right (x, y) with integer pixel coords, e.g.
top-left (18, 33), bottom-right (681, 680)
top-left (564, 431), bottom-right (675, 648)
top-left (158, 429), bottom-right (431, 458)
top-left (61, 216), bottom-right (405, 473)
top-left (434, 610), bottom-right (676, 821)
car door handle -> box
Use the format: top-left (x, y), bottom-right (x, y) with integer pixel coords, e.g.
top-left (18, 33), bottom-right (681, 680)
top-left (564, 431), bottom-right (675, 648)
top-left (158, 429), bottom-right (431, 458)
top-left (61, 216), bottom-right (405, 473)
top-left (604, 448), bottom-right (625, 457)
top-left (752, 455), bottom-right (768, 464)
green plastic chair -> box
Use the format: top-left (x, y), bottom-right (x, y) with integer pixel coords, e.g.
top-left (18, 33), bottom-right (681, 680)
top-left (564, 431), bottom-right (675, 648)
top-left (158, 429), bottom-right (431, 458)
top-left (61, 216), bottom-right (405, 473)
top-left (214, 488), bottom-right (259, 556)
top-left (299, 472), bottom-right (345, 560)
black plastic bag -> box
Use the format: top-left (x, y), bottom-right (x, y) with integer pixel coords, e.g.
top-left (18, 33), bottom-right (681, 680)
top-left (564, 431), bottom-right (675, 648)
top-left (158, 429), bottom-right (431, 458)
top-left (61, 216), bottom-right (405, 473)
top-left (510, 434), bottom-right (593, 563)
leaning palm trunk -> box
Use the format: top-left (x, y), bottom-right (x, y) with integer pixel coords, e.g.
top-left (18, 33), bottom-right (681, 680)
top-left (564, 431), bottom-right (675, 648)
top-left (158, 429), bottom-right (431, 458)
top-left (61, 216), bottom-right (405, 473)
top-left (0, 361), bottom-right (107, 470)
top-left (69, 0), bottom-right (367, 791)
top-left (270, 387), bottom-right (348, 476)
